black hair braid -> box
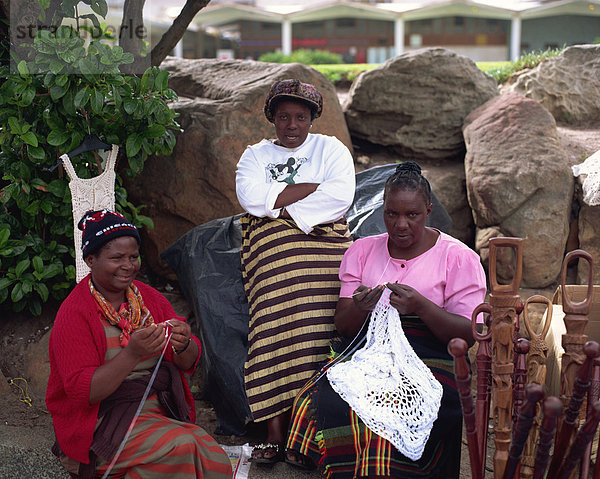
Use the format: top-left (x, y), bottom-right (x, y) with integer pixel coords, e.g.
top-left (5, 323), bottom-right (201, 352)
top-left (384, 161), bottom-right (432, 205)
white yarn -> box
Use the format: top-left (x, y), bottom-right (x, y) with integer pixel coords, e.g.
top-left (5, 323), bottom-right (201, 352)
top-left (60, 145), bottom-right (118, 283)
top-left (572, 149), bottom-right (600, 206)
top-left (327, 289), bottom-right (443, 461)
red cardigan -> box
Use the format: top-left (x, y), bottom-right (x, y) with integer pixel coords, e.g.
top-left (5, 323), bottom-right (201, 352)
top-left (45, 275), bottom-right (201, 464)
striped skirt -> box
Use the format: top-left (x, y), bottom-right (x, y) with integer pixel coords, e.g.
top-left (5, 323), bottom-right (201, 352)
top-left (95, 394), bottom-right (233, 478)
top-left (240, 214), bottom-right (353, 422)
top-left (286, 316), bottom-right (463, 479)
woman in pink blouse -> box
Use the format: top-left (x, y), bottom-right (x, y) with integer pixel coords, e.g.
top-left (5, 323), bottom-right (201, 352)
top-left (285, 161), bottom-right (487, 478)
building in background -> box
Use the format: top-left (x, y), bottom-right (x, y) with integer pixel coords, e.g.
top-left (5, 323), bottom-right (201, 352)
top-left (165, 0), bottom-right (600, 62)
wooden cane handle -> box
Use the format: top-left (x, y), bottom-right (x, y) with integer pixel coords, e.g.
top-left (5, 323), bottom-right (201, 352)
top-left (489, 237), bottom-right (523, 296)
top-left (472, 302), bottom-right (493, 342)
top-left (561, 249), bottom-right (593, 314)
top-left (523, 295), bottom-right (553, 341)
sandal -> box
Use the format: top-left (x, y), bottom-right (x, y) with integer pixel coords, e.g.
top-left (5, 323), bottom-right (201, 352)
top-left (285, 449), bottom-right (317, 470)
top-left (250, 443), bottom-right (285, 464)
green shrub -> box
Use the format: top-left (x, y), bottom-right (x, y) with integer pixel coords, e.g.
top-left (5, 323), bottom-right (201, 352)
top-left (258, 49), bottom-right (343, 65)
top-left (0, 3), bottom-right (180, 315)
top-left (312, 64), bottom-right (377, 85)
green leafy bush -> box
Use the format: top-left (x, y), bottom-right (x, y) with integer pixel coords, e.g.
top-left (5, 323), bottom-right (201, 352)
top-left (258, 49), bottom-right (343, 65)
top-left (312, 64), bottom-right (377, 85)
top-left (0, 3), bottom-right (180, 315)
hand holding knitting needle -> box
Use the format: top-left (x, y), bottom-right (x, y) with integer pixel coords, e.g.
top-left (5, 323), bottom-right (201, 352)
top-left (387, 282), bottom-right (425, 316)
top-left (352, 284), bottom-right (385, 312)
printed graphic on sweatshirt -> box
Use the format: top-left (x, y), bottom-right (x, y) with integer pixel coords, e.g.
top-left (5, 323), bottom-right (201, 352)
top-left (266, 156), bottom-right (308, 184)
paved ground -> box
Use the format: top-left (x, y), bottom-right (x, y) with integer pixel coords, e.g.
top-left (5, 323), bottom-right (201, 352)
top-left (0, 421), bottom-right (478, 478)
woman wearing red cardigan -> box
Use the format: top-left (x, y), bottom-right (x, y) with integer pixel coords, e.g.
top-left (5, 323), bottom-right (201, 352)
top-left (46, 209), bottom-right (232, 478)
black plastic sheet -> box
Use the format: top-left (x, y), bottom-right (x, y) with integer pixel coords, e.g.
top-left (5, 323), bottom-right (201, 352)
top-left (161, 163), bottom-right (452, 435)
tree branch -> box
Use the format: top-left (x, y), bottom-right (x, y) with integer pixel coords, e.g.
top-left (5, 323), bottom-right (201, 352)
top-left (150, 0), bottom-right (210, 67)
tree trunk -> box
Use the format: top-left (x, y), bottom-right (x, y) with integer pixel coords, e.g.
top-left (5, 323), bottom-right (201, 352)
top-left (119, 0), bottom-right (146, 74)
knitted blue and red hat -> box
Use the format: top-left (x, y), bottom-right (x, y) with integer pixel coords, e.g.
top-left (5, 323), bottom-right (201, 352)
top-left (78, 209), bottom-right (140, 258)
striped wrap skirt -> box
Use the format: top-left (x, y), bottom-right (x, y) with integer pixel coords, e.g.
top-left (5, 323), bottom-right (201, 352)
top-left (286, 316), bottom-right (463, 479)
top-left (240, 214), bottom-right (353, 422)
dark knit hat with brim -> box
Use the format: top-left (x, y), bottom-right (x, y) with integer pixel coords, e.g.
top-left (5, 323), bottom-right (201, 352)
top-left (78, 209), bottom-right (140, 258)
top-left (264, 79), bottom-right (323, 123)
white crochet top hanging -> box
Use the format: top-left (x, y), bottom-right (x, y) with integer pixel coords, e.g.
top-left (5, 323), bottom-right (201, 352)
top-left (327, 288), bottom-right (443, 461)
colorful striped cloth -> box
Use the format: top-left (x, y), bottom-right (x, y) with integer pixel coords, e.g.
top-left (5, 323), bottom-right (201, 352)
top-left (286, 315), bottom-right (463, 479)
top-left (240, 214), bottom-right (353, 422)
top-left (58, 319), bottom-right (233, 478)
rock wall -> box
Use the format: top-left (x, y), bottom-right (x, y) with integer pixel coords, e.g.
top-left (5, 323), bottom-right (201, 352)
top-left (126, 47), bottom-right (600, 288)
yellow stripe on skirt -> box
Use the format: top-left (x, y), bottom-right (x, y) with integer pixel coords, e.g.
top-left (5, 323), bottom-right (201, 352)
top-left (240, 214), bottom-right (353, 422)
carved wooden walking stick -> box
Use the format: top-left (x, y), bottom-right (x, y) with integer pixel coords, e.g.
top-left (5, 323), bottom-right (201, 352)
top-left (559, 249), bottom-right (594, 410)
top-left (488, 237), bottom-right (523, 479)
top-left (448, 337), bottom-right (482, 479)
top-left (521, 295), bottom-right (553, 478)
top-left (555, 402), bottom-right (600, 479)
top-left (502, 382), bottom-right (544, 479)
top-left (532, 396), bottom-right (563, 479)
top-left (507, 338), bottom-right (530, 479)
top-left (547, 341), bottom-right (600, 479)
top-left (513, 338), bottom-right (530, 420)
top-left (581, 358), bottom-right (600, 479)
top-left (472, 303), bottom-right (493, 478)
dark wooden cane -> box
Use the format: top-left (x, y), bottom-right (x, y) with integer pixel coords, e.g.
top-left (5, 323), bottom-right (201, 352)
top-left (502, 383), bottom-right (544, 479)
top-left (555, 402), bottom-right (600, 479)
top-left (473, 303), bottom-right (493, 478)
top-left (449, 337), bottom-right (482, 479)
top-left (547, 341), bottom-right (600, 479)
top-left (489, 237), bottom-right (523, 479)
top-left (532, 397), bottom-right (564, 479)
top-left (584, 359), bottom-right (600, 479)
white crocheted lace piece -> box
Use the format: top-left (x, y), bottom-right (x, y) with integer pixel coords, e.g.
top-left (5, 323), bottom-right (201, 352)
top-left (572, 149), bottom-right (600, 206)
top-left (327, 289), bottom-right (443, 461)
top-left (60, 145), bottom-right (118, 283)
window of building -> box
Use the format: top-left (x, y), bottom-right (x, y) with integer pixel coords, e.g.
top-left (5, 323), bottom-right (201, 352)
top-left (337, 18), bottom-right (356, 35)
top-left (261, 22), bottom-right (280, 35)
top-left (409, 19), bottom-right (433, 34)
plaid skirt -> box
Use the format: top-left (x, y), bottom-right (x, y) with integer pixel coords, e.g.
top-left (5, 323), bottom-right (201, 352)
top-left (286, 316), bottom-right (463, 479)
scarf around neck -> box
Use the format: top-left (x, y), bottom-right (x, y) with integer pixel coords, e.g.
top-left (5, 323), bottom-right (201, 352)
top-left (89, 279), bottom-right (154, 347)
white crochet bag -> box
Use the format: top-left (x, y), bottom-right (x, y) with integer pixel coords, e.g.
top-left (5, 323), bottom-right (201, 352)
top-left (572, 149), bottom-right (600, 206)
top-left (327, 289), bottom-right (443, 461)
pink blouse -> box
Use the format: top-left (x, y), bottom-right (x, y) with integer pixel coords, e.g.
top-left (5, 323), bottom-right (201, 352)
top-left (339, 231), bottom-right (487, 321)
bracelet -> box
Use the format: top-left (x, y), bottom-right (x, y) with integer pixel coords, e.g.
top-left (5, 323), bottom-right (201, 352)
top-left (173, 337), bottom-right (191, 355)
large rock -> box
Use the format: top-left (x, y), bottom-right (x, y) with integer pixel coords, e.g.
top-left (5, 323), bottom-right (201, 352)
top-left (344, 47), bottom-right (498, 160)
top-left (123, 58), bottom-right (353, 277)
top-left (464, 92), bottom-right (573, 288)
top-left (578, 203), bottom-right (600, 284)
top-left (501, 44), bottom-right (600, 124)
top-left (420, 160), bottom-right (474, 246)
